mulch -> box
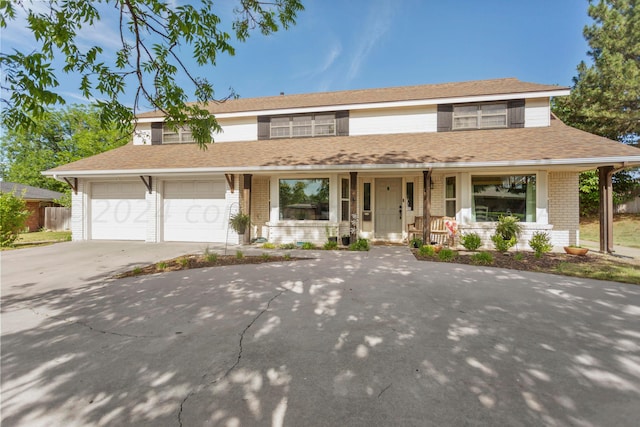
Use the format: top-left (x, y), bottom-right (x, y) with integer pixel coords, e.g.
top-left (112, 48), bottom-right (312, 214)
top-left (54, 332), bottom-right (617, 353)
top-left (115, 253), bottom-right (305, 278)
top-left (413, 249), bottom-right (593, 272)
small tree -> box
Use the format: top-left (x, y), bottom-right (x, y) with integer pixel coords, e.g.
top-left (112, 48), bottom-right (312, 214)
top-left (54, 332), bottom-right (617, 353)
top-left (0, 191), bottom-right (29, 247)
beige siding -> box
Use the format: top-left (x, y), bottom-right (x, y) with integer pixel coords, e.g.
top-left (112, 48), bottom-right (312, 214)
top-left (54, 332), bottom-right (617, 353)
top-left (548, 171), bottom-right (580, 246)
top-left (524, 97), bottom-right (550, 128)
top-left (251, 176), bottom-right (270, 238)
top-left (350, 106), bottom-right (437, 136)
top-left (215, 117), bottom-right (258, 142)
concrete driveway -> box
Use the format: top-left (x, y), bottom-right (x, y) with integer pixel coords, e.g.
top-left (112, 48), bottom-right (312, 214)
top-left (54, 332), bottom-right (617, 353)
top-left (2, 243), bottom-right (640, 426)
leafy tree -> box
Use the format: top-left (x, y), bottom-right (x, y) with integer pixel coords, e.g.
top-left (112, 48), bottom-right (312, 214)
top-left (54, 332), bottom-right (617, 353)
top-left (0, 104), bottom-right (130, 192)
top-left (0, 0), bottom-right (304, 148)
top-left (0, 191), bottom-right (29, 247)
top-left (552, 0), bottom-right (640, 214)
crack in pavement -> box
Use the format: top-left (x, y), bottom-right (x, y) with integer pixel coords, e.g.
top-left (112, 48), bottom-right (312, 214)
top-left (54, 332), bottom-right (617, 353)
top-left (24, 305), bottom-right (162, 338)
top-left (177, 287), bottom-right (289, 427)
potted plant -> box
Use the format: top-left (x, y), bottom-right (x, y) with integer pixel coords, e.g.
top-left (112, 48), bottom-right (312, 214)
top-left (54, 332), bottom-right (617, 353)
top-left (325, 225), bottom-right (338, 243)
top-left (495, 215), bottom-right (522, 241)
top-left (341, 234), bottom-right (350, 246)
top-left (564, 245), bottom-right (589, 256)
top-left (229, 212), bottom-right (251, 244)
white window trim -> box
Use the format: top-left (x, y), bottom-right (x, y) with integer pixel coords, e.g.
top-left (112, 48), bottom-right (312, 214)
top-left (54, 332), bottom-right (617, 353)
top-left (162, 125), bottom-right (194, 144)
top-left (453, 102), bottom-right (507, 130)
top-left (270, 113), bottom-right (336, 139)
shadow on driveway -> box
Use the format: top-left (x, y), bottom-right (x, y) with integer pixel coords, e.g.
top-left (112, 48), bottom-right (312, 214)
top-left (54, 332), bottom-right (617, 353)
top-left (2, 246), bottom-right (640, 426)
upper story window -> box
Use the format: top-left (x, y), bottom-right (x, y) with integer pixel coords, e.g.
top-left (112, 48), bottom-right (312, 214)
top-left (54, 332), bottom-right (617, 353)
top-left (270, 113), bottom-right (336, 138)
top-left (453, 103), bottom-right (507, 130)
top-left (162, 124), bottom-right (194, 144)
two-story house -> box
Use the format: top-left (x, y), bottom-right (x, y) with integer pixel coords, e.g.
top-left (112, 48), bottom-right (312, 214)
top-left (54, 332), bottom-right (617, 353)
top-left (44, 78), bottom-right (640, 249)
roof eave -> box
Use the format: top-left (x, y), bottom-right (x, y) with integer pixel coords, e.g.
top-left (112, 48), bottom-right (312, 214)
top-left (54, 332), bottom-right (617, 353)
top-left (43, 156), bottom-right (640, 179)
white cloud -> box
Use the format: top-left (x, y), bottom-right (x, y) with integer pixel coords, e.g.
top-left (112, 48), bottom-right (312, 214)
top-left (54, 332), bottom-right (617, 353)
top-left (346, 0), bottom-right (396, 82)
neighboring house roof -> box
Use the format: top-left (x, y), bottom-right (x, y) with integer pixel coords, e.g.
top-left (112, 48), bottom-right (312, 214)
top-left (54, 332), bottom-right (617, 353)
top-left (45, 116), bottom-right (640, 177)
top-left (136, 78), bottom-right (567, 118)
top-left (0, 182), bottom-right (63, 200)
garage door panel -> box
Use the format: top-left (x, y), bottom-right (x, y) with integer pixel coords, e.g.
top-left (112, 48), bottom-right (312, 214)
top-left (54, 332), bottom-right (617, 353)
top-left (91, 182), bottom-right (147, 240)
top-left (163, 180), bottom-right (227, 242)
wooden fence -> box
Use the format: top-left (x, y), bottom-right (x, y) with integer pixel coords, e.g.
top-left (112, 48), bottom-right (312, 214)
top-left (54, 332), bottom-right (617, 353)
top-left (44, 207), bottom-right (71, 231)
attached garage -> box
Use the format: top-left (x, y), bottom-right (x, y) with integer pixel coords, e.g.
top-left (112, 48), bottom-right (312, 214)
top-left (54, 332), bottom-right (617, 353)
top-left (91, 181), bottom-right (148, 240)
top-left (163, 180), bottom-right (227, 242)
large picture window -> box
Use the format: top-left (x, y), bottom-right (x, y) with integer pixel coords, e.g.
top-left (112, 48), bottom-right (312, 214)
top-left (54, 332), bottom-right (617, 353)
top-left (453, 103), bottom-right (507, 130)
top-left (472, 175), bottom-right (536, 222)
top-left (279, 178), bottom-right (329, 220)
top-left (270, 114), bottom-right (336, 138)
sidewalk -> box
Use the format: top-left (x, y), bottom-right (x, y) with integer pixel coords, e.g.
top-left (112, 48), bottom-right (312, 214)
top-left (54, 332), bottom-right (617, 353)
top-left (580, 239), bottom-right (640, 260)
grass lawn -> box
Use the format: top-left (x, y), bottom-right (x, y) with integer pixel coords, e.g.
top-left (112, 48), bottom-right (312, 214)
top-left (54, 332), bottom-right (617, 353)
top-left (580, 213), bottom-right (640, 249)
top-left (15, 231), bottom-right (71, 244)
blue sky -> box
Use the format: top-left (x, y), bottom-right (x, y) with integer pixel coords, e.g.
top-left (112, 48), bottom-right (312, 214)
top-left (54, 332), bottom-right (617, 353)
top-left (2, 0), bottom-right (593, 109)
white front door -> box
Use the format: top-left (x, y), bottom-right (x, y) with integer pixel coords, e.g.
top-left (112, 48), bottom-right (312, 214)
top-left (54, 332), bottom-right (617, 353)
top-left (163, 180), bottom-right (227, 242)
top-left (374, 178), bottom-right (403, 239)
top-left (91, 181), bottom-right (148, 240)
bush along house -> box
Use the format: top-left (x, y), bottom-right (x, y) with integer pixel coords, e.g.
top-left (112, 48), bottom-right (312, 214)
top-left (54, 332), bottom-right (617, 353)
top-left (44, 78), bottom-right (640, 251)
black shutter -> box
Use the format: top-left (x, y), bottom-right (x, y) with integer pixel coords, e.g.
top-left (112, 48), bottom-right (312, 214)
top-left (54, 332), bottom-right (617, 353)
top-left (437, 104), bottom-right (453, 132)
top-left (257, 116), bottom-right (270, 140)
top-left (336, 111), bottom-right (349, 136)
top-left (508, 99), bottom-right (525, 128)
top-left (151, 122), bottom-right (163, 145)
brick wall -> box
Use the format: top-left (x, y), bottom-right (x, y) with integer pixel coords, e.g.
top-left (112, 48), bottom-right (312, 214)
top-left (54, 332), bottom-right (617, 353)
top-left (24, 201), bottom-right (41, 231)
top-left (548, 171), bottom-right (580, 246)
top-left (250, 176), bottom-right (270, 238)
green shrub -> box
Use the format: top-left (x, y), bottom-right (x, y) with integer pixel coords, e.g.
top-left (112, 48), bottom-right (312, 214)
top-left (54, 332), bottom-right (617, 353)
top-left (156, 261), bottom-right (168, 270)
top-left (301, 242), bottom-right (316, 250)
top-left (204, 252), bottom-right (218, 263)
top-left (261, 242), bottom-right (276, 249)
top-left (323, 240), bottom-right (338, 250)
top-left (236, 250), bottom-right (244, 259)
top-left (471, 251), bottom-right (494, 265)
top-left (491, 233), bottom-right (515, 253)
top-left (514, 252), bottom-right (524, 261)
top-left (283, 253), bottom-right (291, 260)
top-left (419, 245), bottom-right (436, 256)
top-left (178, 257), bottom-right (190, 267)
top-left (261, 252), bottom-right (271, 260)
top-left (349, 238), bottom-right (370, 251)
top-left (133, 267), bottom-right (142, 275)
top-left (438, 248), bottom-right (457, 262)
top-left (409, 237), bottom-right (423, 248)
top-left (0, 191), bottom-right (29, 247)
top-left (528, 232), bottom-right (553, 258)
top-left (460, 232), bottom-right (482, 251)
top-left (279, 243), bottom-right (297, 249)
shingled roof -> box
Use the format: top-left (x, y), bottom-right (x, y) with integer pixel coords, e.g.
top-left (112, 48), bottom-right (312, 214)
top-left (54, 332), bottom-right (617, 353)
top-left (45, 117), bottom-right (640, 176)
top-left (0, 182), bottom-right (63, 200)
top-left (136, 78), bottom-right (567, 118)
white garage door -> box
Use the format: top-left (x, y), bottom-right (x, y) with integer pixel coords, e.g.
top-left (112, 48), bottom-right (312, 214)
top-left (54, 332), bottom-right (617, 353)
top-left (163, 180), bottom-right (227, 242)
top-left (91, 182), bottom-right (148, 240)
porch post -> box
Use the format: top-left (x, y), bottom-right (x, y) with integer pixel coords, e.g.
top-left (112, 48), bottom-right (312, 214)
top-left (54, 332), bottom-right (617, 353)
top-left (423, 169), bottom-right (432, 244)
top-left (598, 166), bottom-right (614, 253)
top-left (243, 174), bottom-right (252, 243)
top-left (350, 172), bottom-right (358, 243)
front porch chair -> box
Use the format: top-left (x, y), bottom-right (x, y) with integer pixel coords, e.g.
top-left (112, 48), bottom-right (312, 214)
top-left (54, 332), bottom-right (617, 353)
top-left (407, 216), bottom-right (423, 242)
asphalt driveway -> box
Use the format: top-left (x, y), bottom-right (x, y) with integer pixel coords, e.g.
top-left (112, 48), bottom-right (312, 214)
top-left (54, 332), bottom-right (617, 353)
top-left (2, 243), bottom-right (640, 426)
